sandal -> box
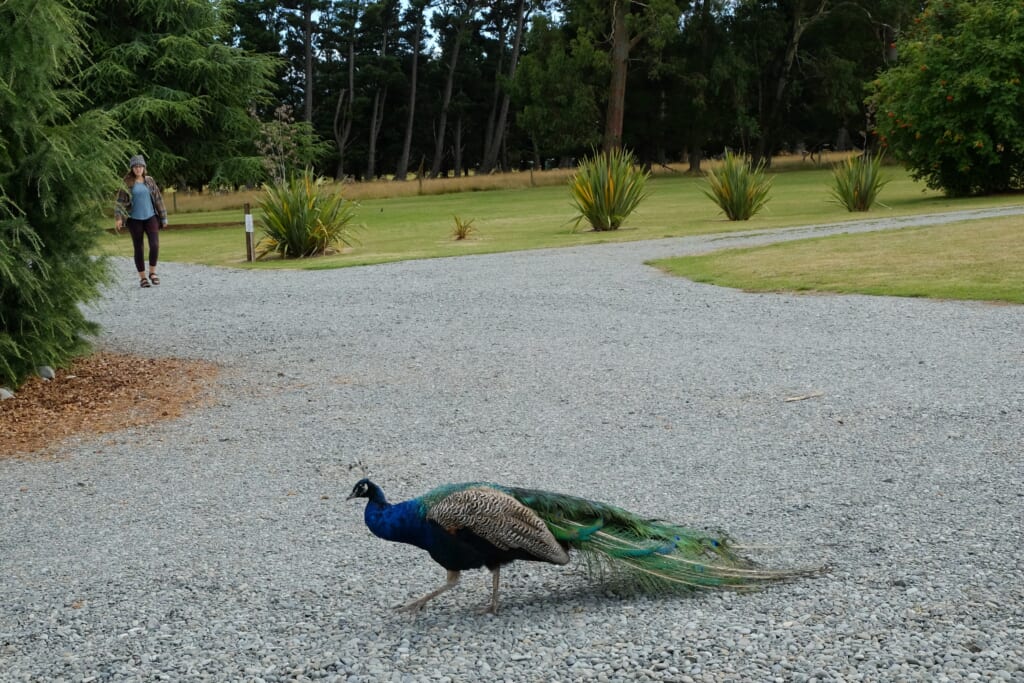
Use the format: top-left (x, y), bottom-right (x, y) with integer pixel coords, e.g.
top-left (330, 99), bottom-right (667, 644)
top-left (140, 277), bottom-right (151, 288)
top-left (149, 274), bottom-right (160, 285)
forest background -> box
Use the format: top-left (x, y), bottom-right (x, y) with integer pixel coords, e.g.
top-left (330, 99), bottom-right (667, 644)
top-left (77, 0), bottom-right (920, 189)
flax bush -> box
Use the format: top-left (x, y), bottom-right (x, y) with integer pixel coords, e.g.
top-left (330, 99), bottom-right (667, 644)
top-left (569, 148), bottom-right (649, 231)
top-left (450, 215), bottom-right (477, 240)
top-left (830, 153), bottom-right (890, 211)
top-left (703, 152), bottom-right (772, 221)
top-left (256, 171), bottom-right (359, 259)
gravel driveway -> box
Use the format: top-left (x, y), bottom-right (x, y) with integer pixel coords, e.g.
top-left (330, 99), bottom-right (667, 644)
top-left (3, 207), bottom-right (1023, 682)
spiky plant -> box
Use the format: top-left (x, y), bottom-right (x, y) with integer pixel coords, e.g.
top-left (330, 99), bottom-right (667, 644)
top-left (451, 215), bottom-right (477, 240)
top-left (703, 152), bottom-right (772, 221)
top-left (569, 148), bottom-right (649, 231)
top-left (256, 170), bottom-right (358, 259)
top-left (830, 153), bottom-right (890, 212)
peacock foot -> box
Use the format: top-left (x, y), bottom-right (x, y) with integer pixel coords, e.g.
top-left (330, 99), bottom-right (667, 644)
top-left (475, 602), bottom-right (498, 616)
top-left (394, 598), bottom-right (429, 613)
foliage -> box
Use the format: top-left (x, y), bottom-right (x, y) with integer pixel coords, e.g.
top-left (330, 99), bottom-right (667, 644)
top-left (870, 0), bottom-right (1024, 196)
top-left (77, 0), bottom-right (278, 188)
top-left (450, 215), bottom-right (477, 240)
top-left (0, 0), bottom-right (132, 389)
top-left (567, 0), bottom-right (688, 151)
top-left (511, 16), bottom-right (603, 159)
top-left (254, 105), bottom-right (331, 184)
top-left (256, 171), bottom-right (359, 259)
top-left (830, 153), bottom-right (890, 211)
top-left (703, 152), bottom-right (772, 220)
top-left (225, 0), bottom-right (918, 180)
top-left (569, 148), bottom-right (650, 231)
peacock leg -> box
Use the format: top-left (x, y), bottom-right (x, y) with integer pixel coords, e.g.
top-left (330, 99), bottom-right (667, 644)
top-left (478, 567), bottom-right (500, 615)
top-left (396, 570), bottom-right (461, 612)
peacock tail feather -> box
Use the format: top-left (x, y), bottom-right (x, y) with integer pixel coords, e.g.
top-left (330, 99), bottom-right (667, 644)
top-left (413, 481), bottom-right (815, 592)
top-left (504, 484), bottom-right (810, 592)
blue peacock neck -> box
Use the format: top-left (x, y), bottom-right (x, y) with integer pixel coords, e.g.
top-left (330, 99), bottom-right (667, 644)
top-left (364, 495), bottom-right (436, 549)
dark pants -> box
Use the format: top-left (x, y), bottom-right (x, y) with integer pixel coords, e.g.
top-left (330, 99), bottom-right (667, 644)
top-left (127, 216), bottom-right (160, 272)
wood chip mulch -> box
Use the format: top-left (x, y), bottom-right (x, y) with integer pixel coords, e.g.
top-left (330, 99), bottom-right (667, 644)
top-left (0, 352), bottom-right (218, 459)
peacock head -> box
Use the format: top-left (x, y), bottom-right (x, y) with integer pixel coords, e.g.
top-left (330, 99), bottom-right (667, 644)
top-left (346, 478), bottom-right (379, 501)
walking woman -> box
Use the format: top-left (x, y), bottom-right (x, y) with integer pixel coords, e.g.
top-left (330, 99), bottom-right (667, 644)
top-left (114, 154), bottom-right (168, 287)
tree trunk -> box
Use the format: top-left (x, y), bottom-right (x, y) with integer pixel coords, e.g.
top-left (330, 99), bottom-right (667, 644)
top-left (332, 42), bottom-right (355, 179)
top-left (303, 0), bottom-right (314, 123)
top-left (453, 115), bottom-right (464, 177)
top-left (395, 6), bottom-right (425, 181)
top-left (367, 20), bottom-right (390, 180)
top-left (429, 13), bottom-right (467, 179)
top-left (480, 45), bottom-right (504, 173)
top-left (367, 86), bottom-right (387, 179)
top-left (753, 1), bottom-right (830, 167)
top-left (687, 147), bottom-right (702, 174)
top-left (480, 0), bottom-right (528, 174)
top-left (603, 0), bottom-right (631, 152)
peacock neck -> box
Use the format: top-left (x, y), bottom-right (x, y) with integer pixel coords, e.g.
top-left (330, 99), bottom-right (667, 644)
top-left (364, 498), bottom-right (435, 548)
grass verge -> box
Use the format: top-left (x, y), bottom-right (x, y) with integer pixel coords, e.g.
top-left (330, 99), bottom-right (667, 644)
top-left (651, 215), bottom-right (1024, 304)
top-left (97, 166), bottom-right (1024, 271)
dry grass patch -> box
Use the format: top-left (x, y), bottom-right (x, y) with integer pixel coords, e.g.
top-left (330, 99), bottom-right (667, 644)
top-left (0, 353), bottom-right (218, 459)
top-left (165, 153), bottom-right (853, 214)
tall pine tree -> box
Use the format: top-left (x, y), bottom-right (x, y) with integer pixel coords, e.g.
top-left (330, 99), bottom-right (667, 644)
top-left (0, 0), bottom-right (132, 389)
top-left (77, 0), bottom-right (278, 188)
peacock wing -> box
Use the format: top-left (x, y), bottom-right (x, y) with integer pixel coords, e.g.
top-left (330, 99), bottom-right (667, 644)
top-left (426, 487), bottom-right (570, 565)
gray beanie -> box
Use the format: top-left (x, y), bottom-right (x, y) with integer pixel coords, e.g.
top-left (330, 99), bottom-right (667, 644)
top-left (129, 155), bottom-right (146, 168)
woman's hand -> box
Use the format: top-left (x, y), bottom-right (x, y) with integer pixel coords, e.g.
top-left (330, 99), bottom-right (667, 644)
top-left (115, 218), bottom-right (123, 233)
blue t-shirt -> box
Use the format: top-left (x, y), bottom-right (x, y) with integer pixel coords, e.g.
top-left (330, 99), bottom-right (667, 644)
top-left (130, 181), bottom-right (156, 220)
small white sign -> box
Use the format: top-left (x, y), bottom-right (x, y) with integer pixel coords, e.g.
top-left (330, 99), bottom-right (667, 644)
top-left (244, 215), bottom-right (254, 233)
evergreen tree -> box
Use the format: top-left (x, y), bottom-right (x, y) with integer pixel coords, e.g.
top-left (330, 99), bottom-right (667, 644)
top-left (77, 0), bottom-right (278, 188)
top-left (0, 0), bottom-right (132, 389)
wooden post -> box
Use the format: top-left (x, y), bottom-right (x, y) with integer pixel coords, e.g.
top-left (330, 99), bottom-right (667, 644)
top-left (244, 203), bottom-right (255, 262)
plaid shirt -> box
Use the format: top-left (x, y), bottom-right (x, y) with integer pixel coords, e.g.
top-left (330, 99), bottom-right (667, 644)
top-left (115, 176), bottom-right (168, 225)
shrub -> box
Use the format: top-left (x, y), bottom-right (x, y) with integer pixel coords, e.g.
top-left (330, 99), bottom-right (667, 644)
top-left (569, 148), bottom-right (649, 231)
top-left (703, 152), bottom-right (772, 220)
top-left (830, 153), bottom-right (890, 211)
top-left (256, 171), bottom-right (358, 259)
top-left (1, 0), bottom-right (131, 389)
top-left (869, 0), bottom-right (1024, 196)
top-left (451, 215), bottom-right (477, 240)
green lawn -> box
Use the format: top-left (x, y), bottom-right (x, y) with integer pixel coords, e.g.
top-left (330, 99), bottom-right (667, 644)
top-left (98, 167), bottom-right (1024, 271)
top-left (651, 215), bottom-right (1024, 304)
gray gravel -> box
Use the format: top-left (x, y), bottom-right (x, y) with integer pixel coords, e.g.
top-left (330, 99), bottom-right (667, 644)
top-left (3, 207), bottom-right (1023, 682)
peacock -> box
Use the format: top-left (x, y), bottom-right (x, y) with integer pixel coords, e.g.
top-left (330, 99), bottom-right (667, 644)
top-left (347, 478), bottom-right (816, 614)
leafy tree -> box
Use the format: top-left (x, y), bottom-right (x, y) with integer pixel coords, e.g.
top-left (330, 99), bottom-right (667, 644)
top-left (77, 0), bottom-right (278, 187)
top-left (0, 0), bottom-right (131, 389)
top-left (568, 0), bottom-right (689, 151)
top-left (226, 0), bottom-right (291, 109)
top-left (871, 0), bottom-right (1024, 195)
top-left (512, 16), bottom-right (602, 164)
top-left (729, 0), bottom-right (833, 165)
top-left (253, 105), bottom-right (331, 183)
